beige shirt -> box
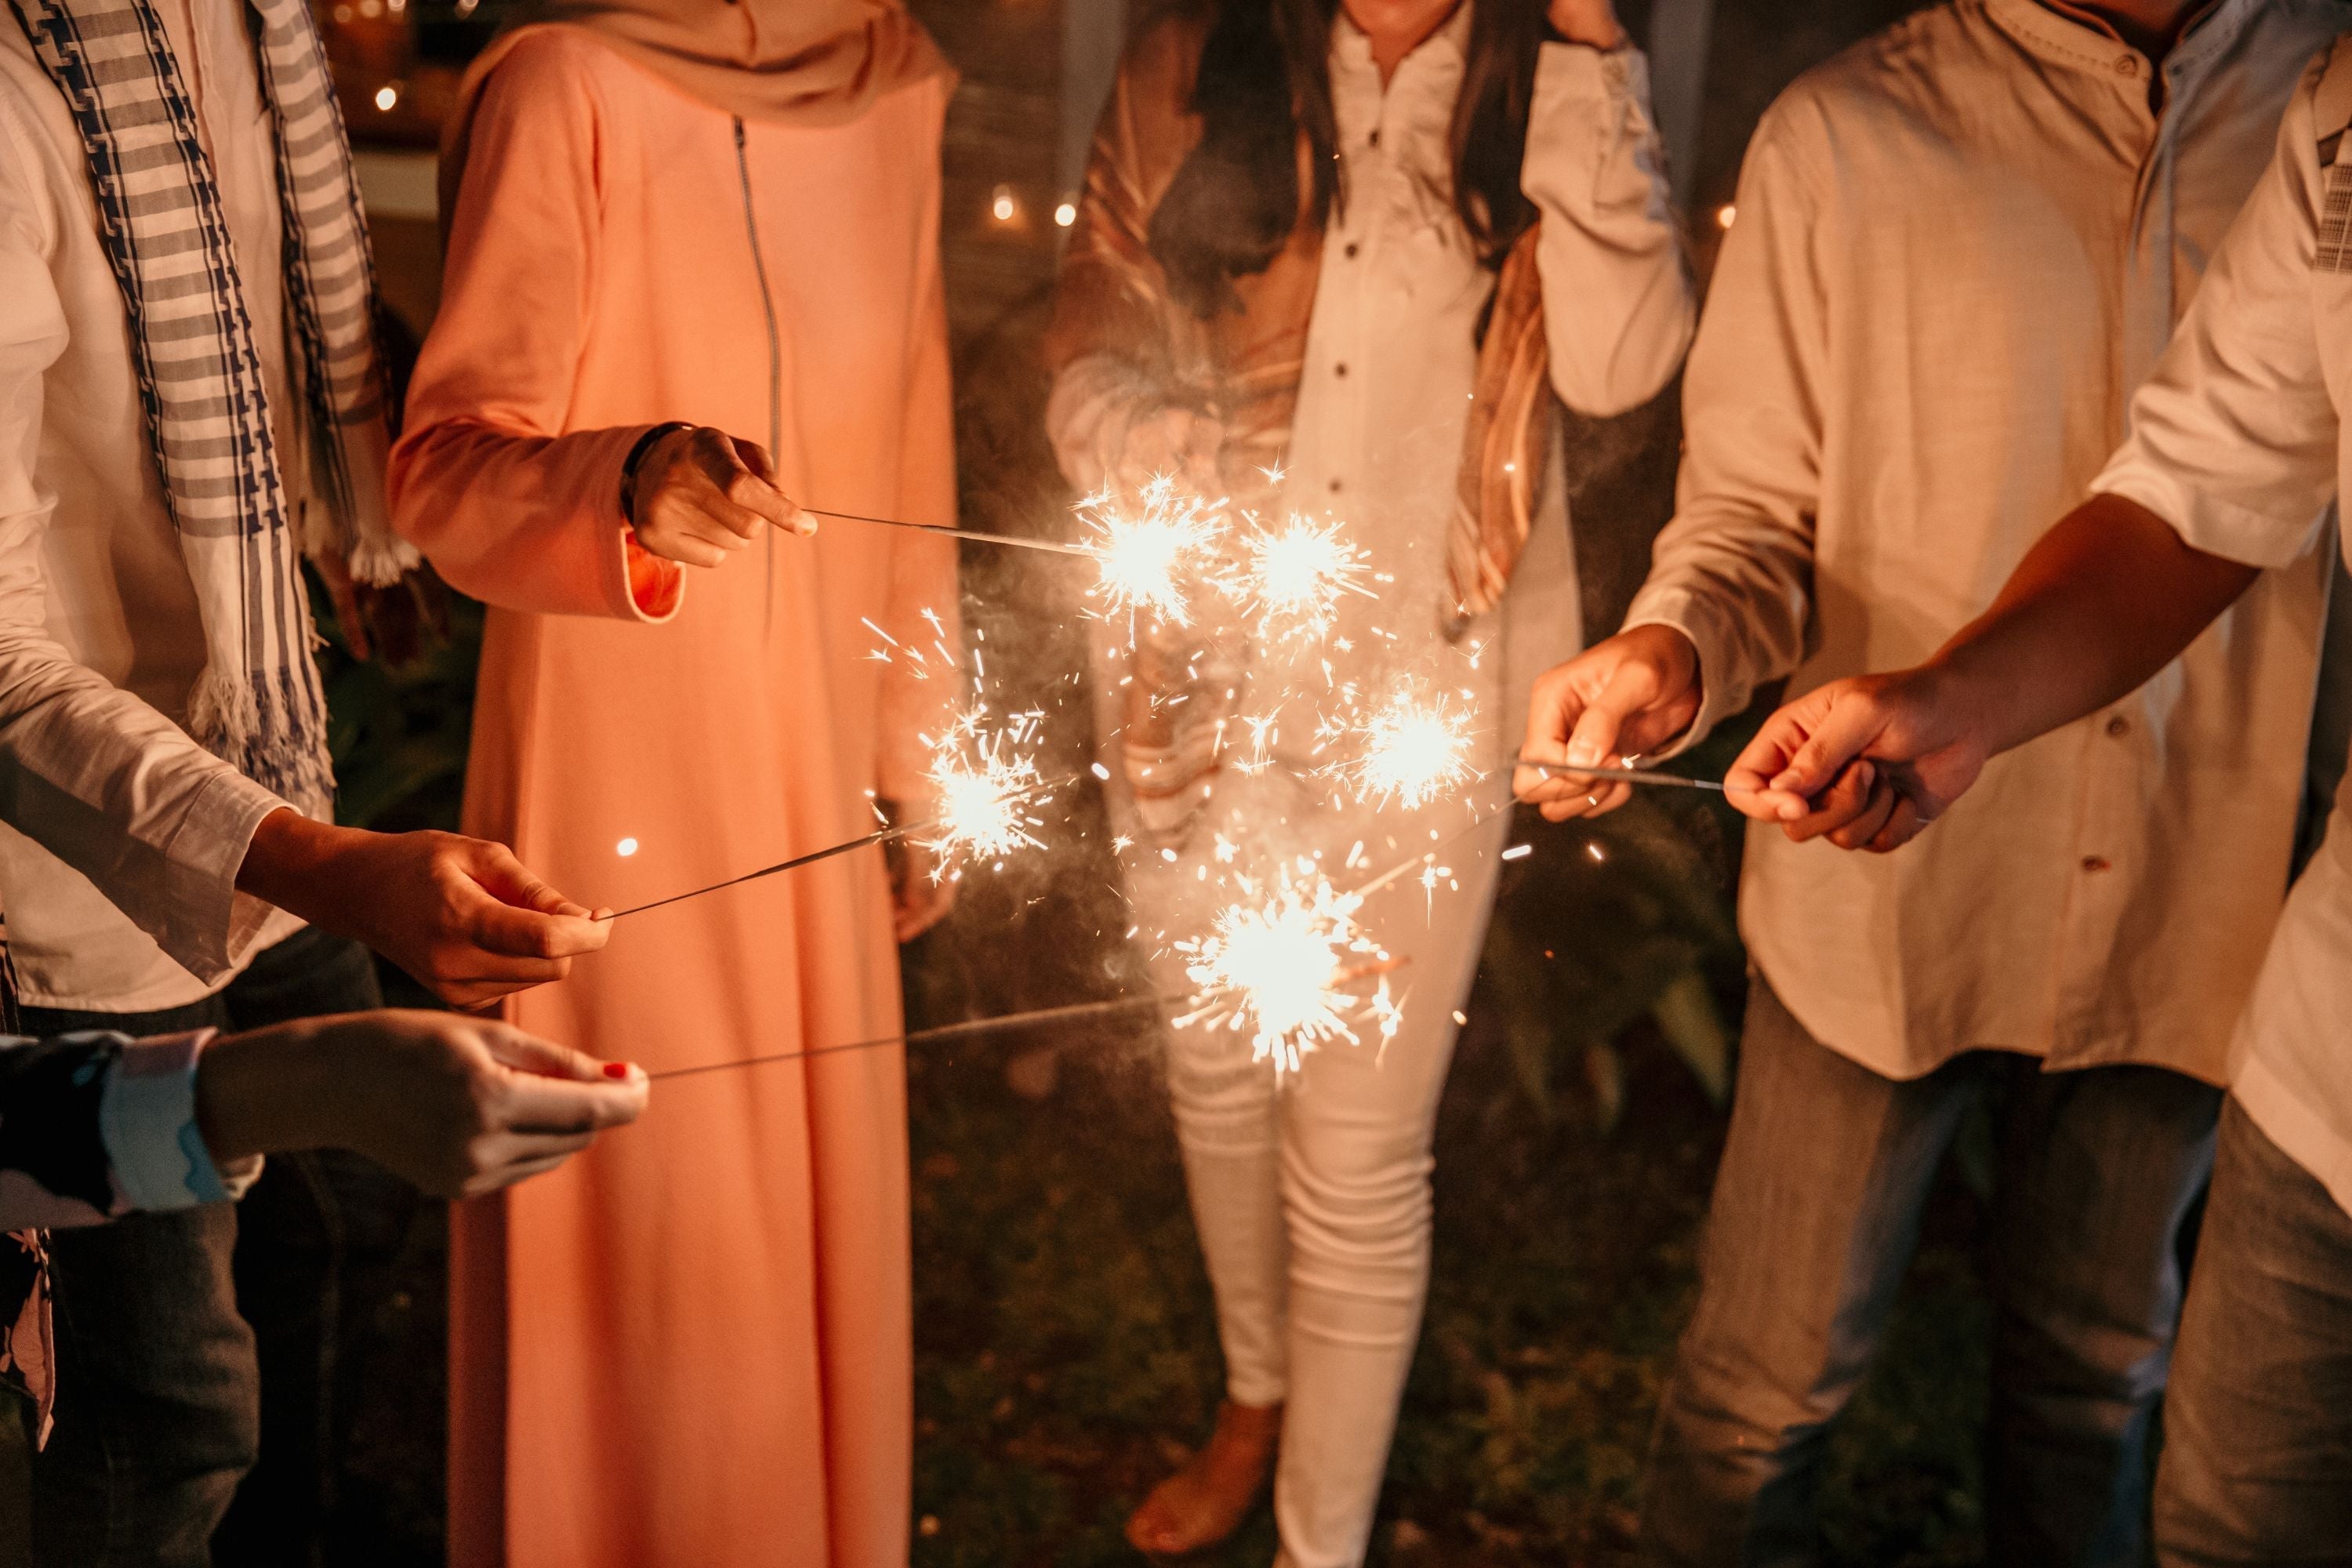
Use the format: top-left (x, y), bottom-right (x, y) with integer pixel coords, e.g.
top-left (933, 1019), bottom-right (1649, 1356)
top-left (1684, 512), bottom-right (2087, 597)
top-left (2093, 36), bottom-right (2352, 1212)
top-left (0, 0), bottom-right (303, 1010)
top-left (1623, 0), bottom-right (2346, 1084)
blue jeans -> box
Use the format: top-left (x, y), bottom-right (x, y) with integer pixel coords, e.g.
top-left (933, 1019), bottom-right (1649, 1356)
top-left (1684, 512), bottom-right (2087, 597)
top-left (24, 926), bottom-right (418, 1568)
top-left (2154, 1097), bottom-right (2352, 1566)
top-left (1640, 978), bottom-right (2221, 1568)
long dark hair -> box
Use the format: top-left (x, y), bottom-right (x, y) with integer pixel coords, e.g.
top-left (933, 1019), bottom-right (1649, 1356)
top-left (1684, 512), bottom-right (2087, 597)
top-left (1147, 0), bottom-right (1547, 318)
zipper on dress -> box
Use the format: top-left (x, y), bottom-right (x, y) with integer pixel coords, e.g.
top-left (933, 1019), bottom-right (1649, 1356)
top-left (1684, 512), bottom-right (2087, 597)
top-left (733, 115), bottom-right (785, 637)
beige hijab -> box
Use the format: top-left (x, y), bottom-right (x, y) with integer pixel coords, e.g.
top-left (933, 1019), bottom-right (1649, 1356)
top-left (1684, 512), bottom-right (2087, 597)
top-left (441, 0), bottom-right (949, 216)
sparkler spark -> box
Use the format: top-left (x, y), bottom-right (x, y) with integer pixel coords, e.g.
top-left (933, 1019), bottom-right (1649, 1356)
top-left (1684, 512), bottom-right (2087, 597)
top-left (1329, 688), bottom-right (1479, 811)
top-left (1241, 516), bottom-right (1375, 644)
top-left (922, 711), bottom-right (1050, 865)
top-left (1079, 476), bottom-right (1225, 625)
top-left (1174, 867), bottom-right (1399, 1074)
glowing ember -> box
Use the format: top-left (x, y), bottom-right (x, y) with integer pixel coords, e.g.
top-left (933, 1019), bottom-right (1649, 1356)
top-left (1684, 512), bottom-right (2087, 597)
top-left (1079, 475), bottom-right (1225, 626)
top-left (1330, 688), bottom-right (1479, 810)
top-left (1174, 868), bottom-right (1399, 1074)
top-left (1242, 516), bottom-right (1374, 644)
top-left (922, 711), bottom-right (1050, 865)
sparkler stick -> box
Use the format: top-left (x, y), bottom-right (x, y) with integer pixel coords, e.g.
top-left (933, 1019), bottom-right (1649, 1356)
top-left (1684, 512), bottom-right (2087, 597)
top-left (1512, 754), bottom-right (1726, 793)
top-left (804, 506), bottom-right (1097, 558)
top-left (598, 825), bottom-right (913, 922)
top-left (598, 770), bottom-right (1077, 923)
top-left (646, 993), bottom-right (1169, 1081)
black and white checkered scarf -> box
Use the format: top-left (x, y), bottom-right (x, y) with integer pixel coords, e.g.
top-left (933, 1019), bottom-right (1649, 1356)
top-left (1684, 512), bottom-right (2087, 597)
top-left (9, 0), bottom-right (416, 811)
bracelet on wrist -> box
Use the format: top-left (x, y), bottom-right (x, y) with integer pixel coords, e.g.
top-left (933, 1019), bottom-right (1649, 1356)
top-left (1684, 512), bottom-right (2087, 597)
top-left (619, 422), bottom-right (695, 526)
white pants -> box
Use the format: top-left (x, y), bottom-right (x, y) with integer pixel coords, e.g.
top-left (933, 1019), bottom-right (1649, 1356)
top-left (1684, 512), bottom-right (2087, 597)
top-left (1138, 807), bottom-right (1510, 1568)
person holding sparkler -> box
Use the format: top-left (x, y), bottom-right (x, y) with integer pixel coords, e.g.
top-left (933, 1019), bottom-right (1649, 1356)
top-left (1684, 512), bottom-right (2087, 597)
top-left (1514, 2), bottom-right (2348, 1562)
top-left (1712, 36), bottom-right (2352, 1555)
top-left (387, 3), bottom-right (961, 1565)
top-left (1046, 0), bottom-right (1693, 1559)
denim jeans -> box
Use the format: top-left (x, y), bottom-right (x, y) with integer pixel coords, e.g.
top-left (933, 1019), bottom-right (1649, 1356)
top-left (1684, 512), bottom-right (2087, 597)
top-left (1640, 978), bottom-right (2221, 1568)
top-left (2154, 1097), bottom-right (2352, 1566)
top-left (23, 926), bottom-right (419, 1568)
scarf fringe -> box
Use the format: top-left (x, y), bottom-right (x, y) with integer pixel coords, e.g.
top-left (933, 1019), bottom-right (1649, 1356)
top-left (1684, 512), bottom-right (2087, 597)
top-left (187, 666), bottom-right (336, 812)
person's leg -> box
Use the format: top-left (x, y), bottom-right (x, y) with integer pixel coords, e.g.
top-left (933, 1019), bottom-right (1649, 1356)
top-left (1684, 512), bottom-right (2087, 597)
top-left (1265, 816), bottom-right (1507, 1568)
top-left (1639, 982), bottom-right (1984, 1568)
top-left (209, 926), bottom-right (416, 1568)
top-left (1126, 946), bottom-right (1290, 1555)
top-left (1983, 1062), bottom-right (2220, 1568)
top-left (20, 995), bottom-right (247, 1568)
top-left (2154, 1098), bottom-right (2352, 1566)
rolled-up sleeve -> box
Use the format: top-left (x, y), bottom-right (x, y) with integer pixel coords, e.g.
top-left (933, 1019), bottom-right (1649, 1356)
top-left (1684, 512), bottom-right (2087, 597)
top-left (2092, 59), bottom-right (2339, 569)
top-left (1522, 42), bottom-right (1695, 416)
top-left (1620, 107), bottom-right (1827, 750)
top-left (0, 102), bottom-right (289, 984)
top-left (0, 1027), bottom-right (253, 1232)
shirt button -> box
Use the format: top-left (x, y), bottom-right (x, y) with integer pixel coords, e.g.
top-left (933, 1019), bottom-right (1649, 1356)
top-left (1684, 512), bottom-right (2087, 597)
top-left (2082, 855), bottom-right (2112, 873)
top-left (1329, 477), bottom-right (1344, 493)
top-left (2106, 714), bottom-right (2131, 738)
top-left (1334, 363), bottom-right (1348, 378)
top-left (1369, 129), bottom-right (1381, 147)
top-left (1345, 242), bottom-right (1359, 259)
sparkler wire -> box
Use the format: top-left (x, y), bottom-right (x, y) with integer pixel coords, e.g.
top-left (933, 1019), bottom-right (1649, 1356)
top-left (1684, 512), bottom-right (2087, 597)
top-left (646, 993), bottom-right (1169, 1081)
top-left (805, 507), bottom-right (1096, 559)
top-left (598, 773), bottom-right (1081, 923)
top-left (1511, 755), bottom-right (1726, 793)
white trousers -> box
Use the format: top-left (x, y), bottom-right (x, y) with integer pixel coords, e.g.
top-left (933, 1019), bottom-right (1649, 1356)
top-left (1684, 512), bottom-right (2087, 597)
top-left (1138, 808), bottom-right (1510, 1568)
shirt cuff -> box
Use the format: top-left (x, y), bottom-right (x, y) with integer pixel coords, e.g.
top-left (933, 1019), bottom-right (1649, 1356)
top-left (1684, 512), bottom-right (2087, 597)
top-left (157, 773), bottom-right (301, 985)
top-left (602, 425), bottom-right (686, 624)
top-left (1534, 36), bottom-right (1646, 106)
top-left (1620, 589), bottom-right (1754, 757)
top-left (100, 1029), bottom-right (255, 1213)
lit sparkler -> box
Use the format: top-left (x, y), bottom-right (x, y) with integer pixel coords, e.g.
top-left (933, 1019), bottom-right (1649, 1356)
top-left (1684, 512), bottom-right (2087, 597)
top-left (1174, 866), bottom-right (1401, 1074)
top-left (1328, 687), bottom-right (1479, 811)
top-left (920, 710), bottom-right (1051, 864)
top-left (1240, 515), bottom-right (1375, 644)
top-left (1079, 476), bottom-right (1227, 626)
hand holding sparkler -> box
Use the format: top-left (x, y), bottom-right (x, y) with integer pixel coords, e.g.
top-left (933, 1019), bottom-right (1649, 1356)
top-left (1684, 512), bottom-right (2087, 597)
top-left (1516, 624), bottom-right (1705, 819)
top-left (623, 425), bottom-right (812, 568)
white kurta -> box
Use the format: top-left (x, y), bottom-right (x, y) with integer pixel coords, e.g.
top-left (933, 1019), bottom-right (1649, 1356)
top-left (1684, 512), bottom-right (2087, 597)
top-left (1058, 10), bottom-right (1693, 1566)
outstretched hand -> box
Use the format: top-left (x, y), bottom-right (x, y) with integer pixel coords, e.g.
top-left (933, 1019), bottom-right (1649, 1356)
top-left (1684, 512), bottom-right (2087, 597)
top-left (1514, 624), bottom-right (1702, 820)
top-left (1724, 666), bottom-right (1991, 852)
top-left (628, 426), bottom-right (811, 568)
top-left (238, 812), bottom-right (613, 1007)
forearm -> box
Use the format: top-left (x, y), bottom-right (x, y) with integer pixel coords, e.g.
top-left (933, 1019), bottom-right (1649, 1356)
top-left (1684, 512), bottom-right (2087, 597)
top-left (194, 1019), bottom-right (339, 1167)
top-left (1928, 492), bottom-right (2259, 756)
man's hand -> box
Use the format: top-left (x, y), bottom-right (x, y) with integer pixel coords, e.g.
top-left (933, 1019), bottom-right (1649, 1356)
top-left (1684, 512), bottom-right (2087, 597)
top-left (628, 426), bottom-right (811, 568)
top-left (198, 1011), bottom-right (648, 1200)
top-left (1514, 623), bottom-right (1702, 819)
top-left (1724, 665), bottom-right (1993, 852)
top-left (1547, 0), bottom-right (1628, 49)
top-left (236, 811), bottom-right (611, 1007)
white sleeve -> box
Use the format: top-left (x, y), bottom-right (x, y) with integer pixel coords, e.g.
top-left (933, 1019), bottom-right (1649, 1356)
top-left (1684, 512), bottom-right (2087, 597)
top-left (2092, 55), bottom-right (2340, 568)
top-left (1520, 42), bottom-right (1697, 416)
top-left (1619, 107), bottom-right (1825, 750)
top-left (0, 99), bottom-right (289, 983)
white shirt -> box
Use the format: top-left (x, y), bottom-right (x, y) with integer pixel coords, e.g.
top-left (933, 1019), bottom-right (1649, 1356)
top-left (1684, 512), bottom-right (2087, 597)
top-left (2092, 34), bottom-right (2352, 1215)
top-left (1272, 10), bottom-right (1691, 779)
top-left (0, 0), bottom-right (303, 1010)
top-left (1624, 0), bottom-right (2347, 1085)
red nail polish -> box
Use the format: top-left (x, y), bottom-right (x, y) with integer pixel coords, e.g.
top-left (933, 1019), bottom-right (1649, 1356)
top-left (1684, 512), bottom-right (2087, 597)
top-left (602, 1062), bottom-right (630, 1080)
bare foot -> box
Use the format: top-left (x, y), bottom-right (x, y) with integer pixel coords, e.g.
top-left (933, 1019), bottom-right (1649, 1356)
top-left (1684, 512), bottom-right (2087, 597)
top-left (1125, 1400), bottom-right (1282, 1557)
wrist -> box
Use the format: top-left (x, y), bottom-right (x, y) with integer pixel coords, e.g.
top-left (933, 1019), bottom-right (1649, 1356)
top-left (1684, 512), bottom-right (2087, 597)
top-left (234, 809), bottom-right (357, 931)
top-left (620, 422), bottom-right (693, 528)
top-left (196, 1021), bottom-right (334, 1166)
